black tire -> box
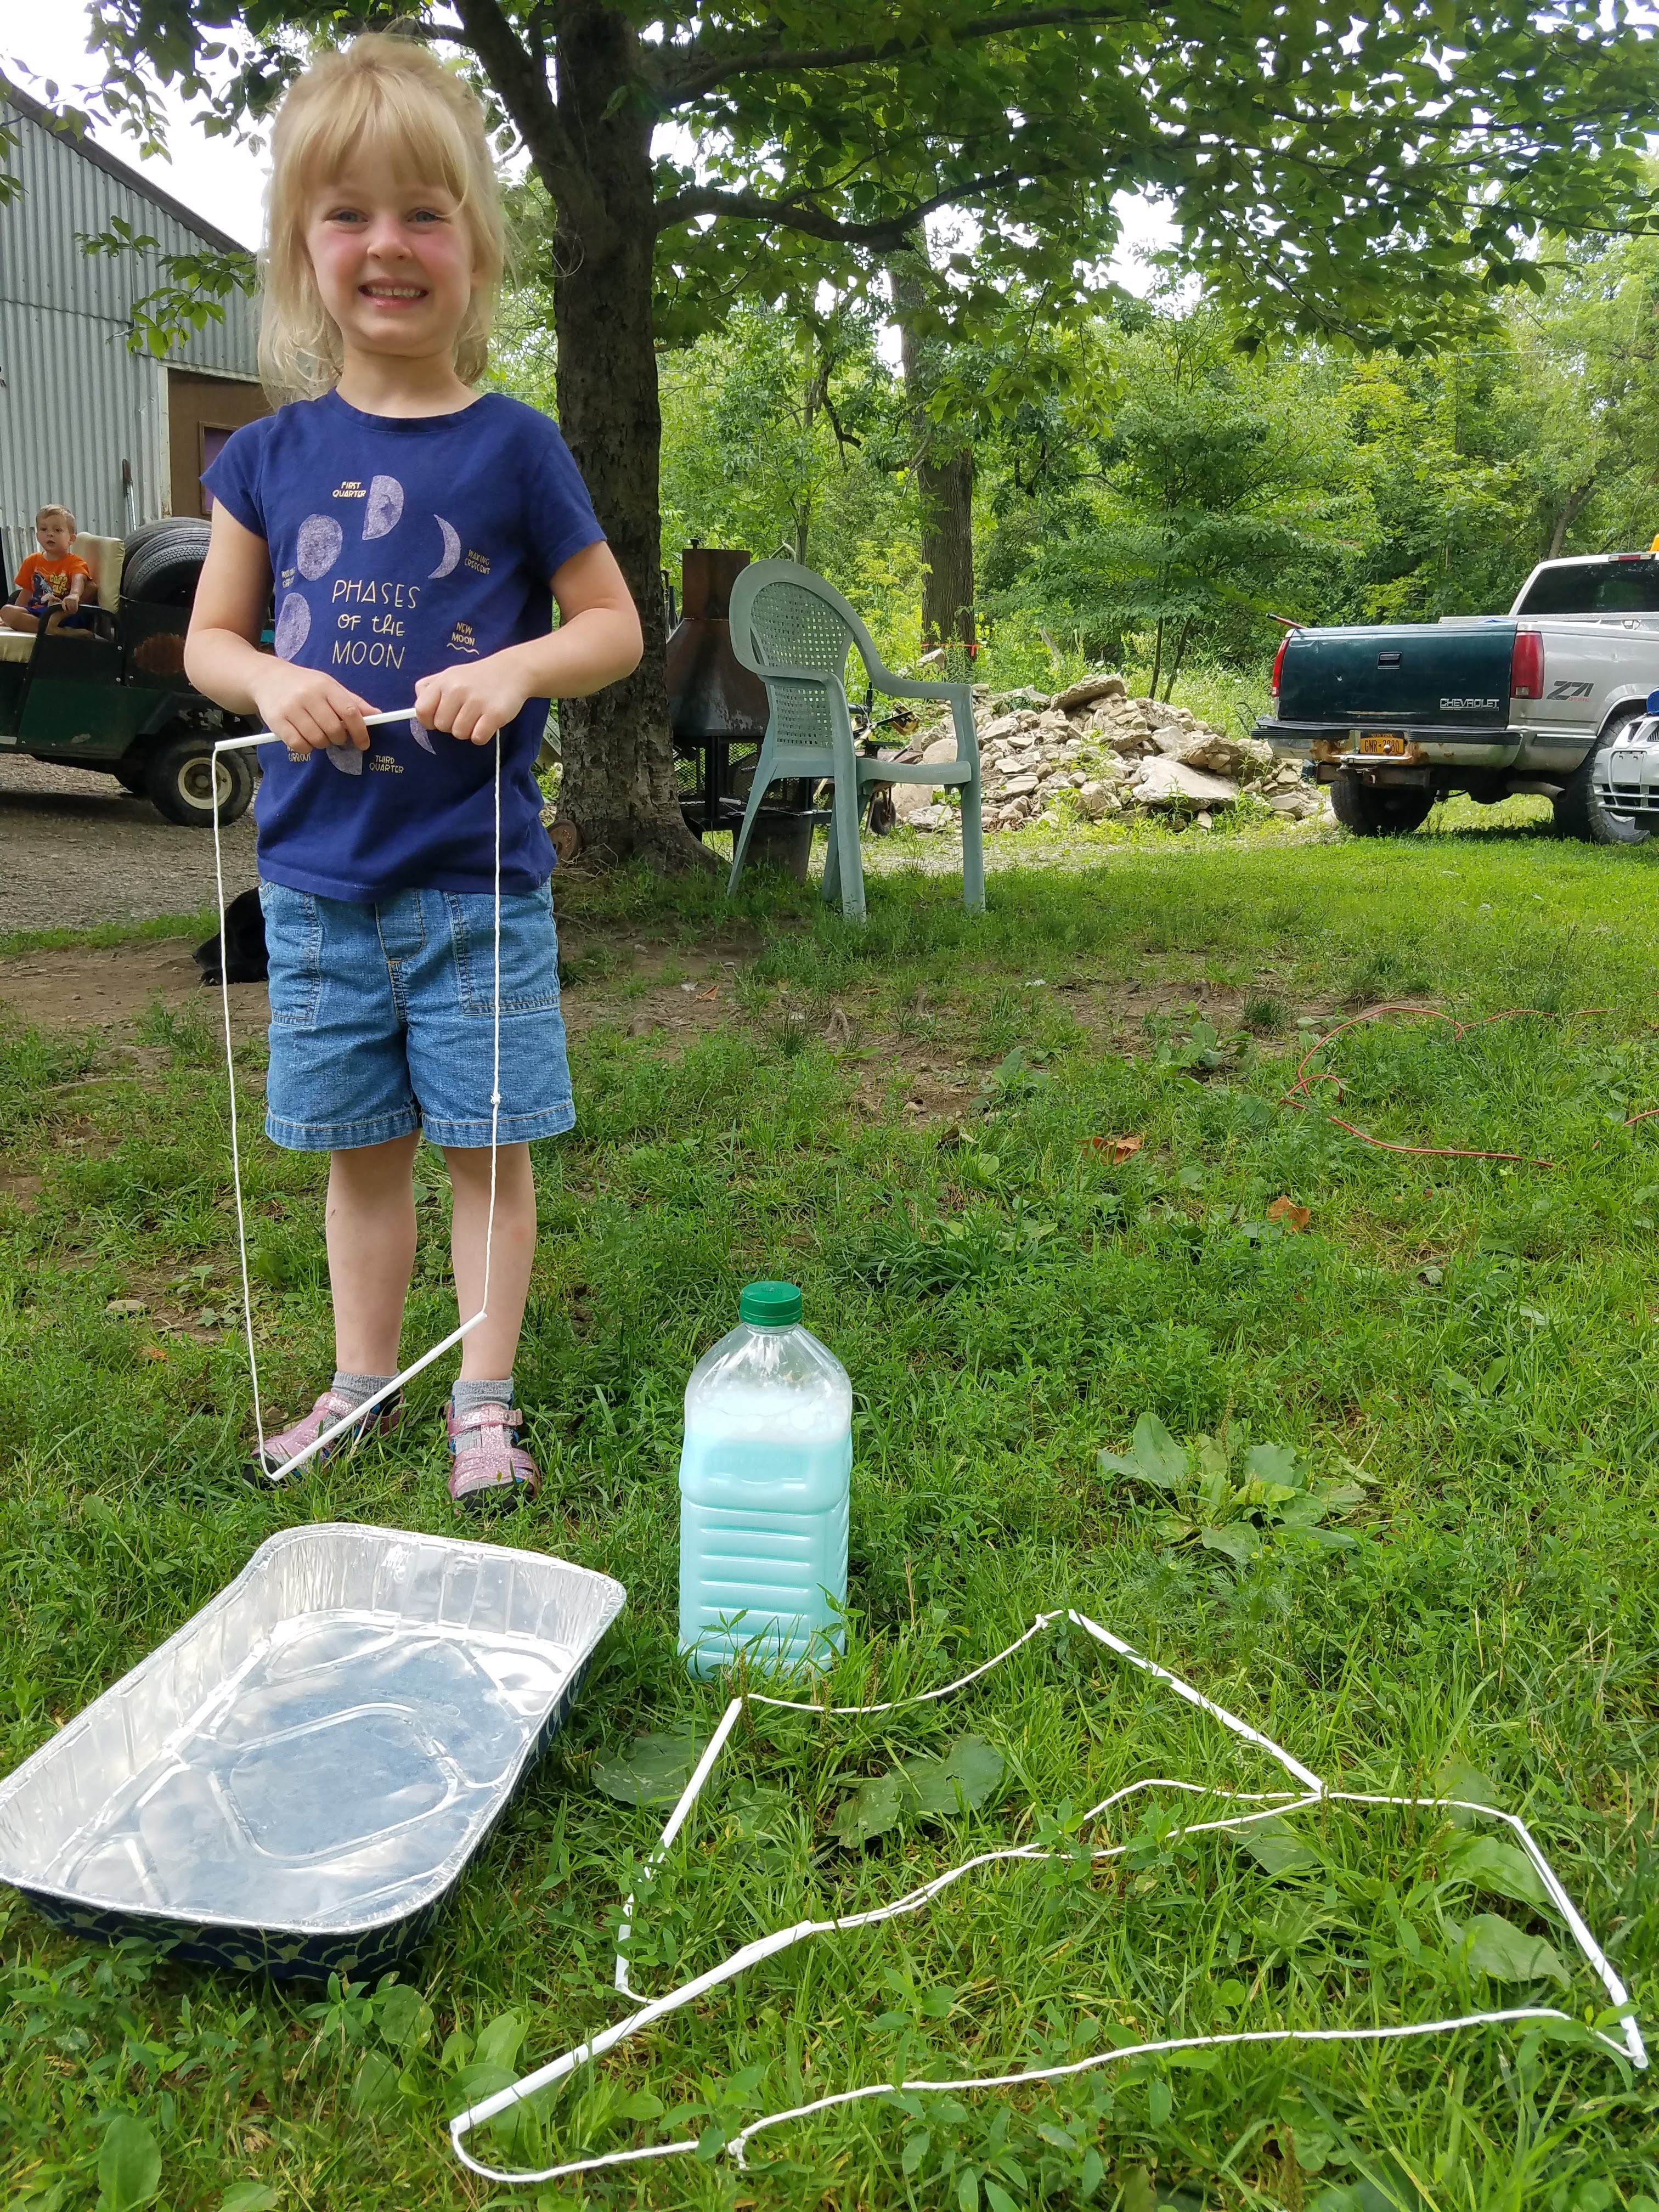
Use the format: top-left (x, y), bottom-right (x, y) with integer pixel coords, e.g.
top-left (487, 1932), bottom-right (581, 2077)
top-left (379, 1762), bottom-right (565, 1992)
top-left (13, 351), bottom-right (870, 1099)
top-left (121, 520), bottom-right (211, 609)
top-left (1329, 775), bottom-right (1435, 836)
top-left (144, 729), bottom-right (256, 828)
top-left (1553, 717), bottom-right (1652, 845)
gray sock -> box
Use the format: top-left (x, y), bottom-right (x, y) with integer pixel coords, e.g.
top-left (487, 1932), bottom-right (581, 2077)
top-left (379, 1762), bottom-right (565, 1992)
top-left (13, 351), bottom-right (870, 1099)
top-left (332, 1369), bottom-right (397, 1410)
top-left (452, 1376), bottom-right (515, 1417)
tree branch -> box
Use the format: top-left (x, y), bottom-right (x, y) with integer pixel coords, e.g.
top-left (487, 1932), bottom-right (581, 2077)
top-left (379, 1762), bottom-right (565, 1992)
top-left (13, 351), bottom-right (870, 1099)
top-left (656, 170), bottom-right (1032, 247)
top-left (453, 0), bottom-right (613, 246)
top-left (658, 3), bottom-right (1133, 101)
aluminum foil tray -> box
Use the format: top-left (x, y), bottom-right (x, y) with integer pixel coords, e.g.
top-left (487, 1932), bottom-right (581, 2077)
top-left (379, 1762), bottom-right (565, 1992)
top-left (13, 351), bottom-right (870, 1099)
top-left (0, 1525), bottom-right (624, 1980)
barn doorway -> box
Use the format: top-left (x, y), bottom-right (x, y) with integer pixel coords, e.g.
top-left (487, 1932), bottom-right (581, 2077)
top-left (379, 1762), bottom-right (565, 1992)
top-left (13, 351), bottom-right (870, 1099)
top-left (166, 370), bottom-right (268, 520)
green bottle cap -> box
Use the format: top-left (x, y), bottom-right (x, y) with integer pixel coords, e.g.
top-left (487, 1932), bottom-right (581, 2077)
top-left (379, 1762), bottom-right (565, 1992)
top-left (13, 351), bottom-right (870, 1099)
top-left (739, 1279), bottom-right (803, 1327)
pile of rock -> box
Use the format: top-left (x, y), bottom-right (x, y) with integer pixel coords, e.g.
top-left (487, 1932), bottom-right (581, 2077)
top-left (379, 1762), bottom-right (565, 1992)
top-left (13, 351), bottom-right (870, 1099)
top-left (885, 672), bottom-right (1328, 836)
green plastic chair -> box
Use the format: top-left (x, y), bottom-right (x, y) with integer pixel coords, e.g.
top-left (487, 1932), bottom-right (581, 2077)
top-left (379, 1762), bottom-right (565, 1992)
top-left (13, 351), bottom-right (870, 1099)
top-left (726, 560), bottom-right (985, 923)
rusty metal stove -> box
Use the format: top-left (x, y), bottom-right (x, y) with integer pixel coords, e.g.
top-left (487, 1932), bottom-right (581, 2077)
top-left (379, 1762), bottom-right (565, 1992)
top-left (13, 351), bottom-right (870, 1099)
top-left (667, 548), bottom-right (826, 879)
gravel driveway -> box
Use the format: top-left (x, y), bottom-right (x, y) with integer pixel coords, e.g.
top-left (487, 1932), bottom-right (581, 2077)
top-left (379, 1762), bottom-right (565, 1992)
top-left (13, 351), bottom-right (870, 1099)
top-left (0, 755), bottom-right (258, 936)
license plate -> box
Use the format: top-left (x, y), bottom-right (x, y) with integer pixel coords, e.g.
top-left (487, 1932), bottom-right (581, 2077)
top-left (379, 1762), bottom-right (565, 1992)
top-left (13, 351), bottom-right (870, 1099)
top-left (1355, 732), bottom-right (1407, 756)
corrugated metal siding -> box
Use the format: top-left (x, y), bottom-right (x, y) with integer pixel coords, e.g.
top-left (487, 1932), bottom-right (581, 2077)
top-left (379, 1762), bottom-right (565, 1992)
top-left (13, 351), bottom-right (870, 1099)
top-left (0, 92), bottom-right (260, 565)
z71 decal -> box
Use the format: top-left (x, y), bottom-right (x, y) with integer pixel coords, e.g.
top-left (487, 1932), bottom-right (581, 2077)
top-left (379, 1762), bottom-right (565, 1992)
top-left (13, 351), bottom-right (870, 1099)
top-left (1548, 679), bottom-right (1595, 699)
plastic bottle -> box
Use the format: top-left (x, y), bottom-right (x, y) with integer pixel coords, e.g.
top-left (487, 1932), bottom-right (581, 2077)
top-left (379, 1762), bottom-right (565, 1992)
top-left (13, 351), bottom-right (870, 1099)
top-left (678, 1280), bottom-right (851, 1677)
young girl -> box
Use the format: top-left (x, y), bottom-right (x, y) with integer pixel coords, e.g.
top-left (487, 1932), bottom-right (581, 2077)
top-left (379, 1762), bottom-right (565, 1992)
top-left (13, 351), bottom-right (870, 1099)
top-left (186, 32), bottom-right (641, 1508)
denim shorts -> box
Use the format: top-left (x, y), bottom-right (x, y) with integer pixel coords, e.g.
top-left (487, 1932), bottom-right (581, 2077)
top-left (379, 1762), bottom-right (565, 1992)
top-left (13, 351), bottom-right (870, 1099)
top-left (259, 880), bottom-right (574, 1152)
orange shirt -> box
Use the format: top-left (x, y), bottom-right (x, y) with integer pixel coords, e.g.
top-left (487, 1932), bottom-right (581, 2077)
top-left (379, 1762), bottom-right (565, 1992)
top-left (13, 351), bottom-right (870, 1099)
top-left (15, 551), bottom-right (92, 611)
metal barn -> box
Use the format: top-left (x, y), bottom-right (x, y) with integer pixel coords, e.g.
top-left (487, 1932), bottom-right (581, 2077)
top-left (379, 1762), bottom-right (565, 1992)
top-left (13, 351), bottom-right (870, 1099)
top-left (0, 75), bottom-right (266, 577)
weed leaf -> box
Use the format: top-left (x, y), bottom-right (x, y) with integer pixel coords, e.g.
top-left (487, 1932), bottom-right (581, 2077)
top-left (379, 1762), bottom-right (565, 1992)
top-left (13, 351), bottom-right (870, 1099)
top-left (1443, 1833), bottom-right (1550, 1909)
top-left (350, 2050), bottom-right (399, 2114)
top-left (592, 1729), bottom-right (706, 1806)
top-left (1201, 1522), bottom-right (1262, 1562)
top-left (98, 2115), bottom-right (161, 2212)
top-left (476, 2010), bottom-right (527, 2069)
top-left (1240, 1818), bottom-right (1318, 1878)
top-left (902, 1735), bottom-right (1005, 1818)
top-left (377, 1981), bottom-right (433, 2056)
top-left (218, 2190), bottom-right (280, 2212)
top-left (1099, 1410), bottom-right (1187, 1490)
top-left (1451, 1912), bottom-right (1570, 1985)
top-left (833, 1771), bottom-right (906, 1846)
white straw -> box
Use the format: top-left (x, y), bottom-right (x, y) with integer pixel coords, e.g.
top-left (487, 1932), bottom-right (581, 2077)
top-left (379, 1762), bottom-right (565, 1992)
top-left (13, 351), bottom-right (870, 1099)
top-left (449, 1607), bottom-right (1646, 2188)
top-left (211, 716), bottom-right (504, 1484)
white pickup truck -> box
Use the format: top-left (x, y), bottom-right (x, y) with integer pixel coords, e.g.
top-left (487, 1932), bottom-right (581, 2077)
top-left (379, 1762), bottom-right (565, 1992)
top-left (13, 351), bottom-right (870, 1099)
top-left (1256, 550), bottom-right (1659, 840)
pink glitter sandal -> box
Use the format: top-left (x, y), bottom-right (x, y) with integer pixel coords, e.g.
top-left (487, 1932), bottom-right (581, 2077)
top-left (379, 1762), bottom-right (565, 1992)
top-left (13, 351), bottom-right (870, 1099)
top-left (446, 1401), bottom-right (541, 1510)
top-left (247, 1386), bottom-right (404, 1487)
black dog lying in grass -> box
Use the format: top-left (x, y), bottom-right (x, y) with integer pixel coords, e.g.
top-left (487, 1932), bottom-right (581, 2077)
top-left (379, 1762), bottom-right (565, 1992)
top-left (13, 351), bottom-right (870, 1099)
top-left (193, 887), bottom-right (268, 986)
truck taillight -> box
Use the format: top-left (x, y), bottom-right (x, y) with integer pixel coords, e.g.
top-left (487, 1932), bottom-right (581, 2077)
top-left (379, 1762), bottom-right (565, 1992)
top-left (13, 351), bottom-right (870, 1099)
top-left (1510, 628), bottom-right (1544, 700)
top-left (1271, 633), bottom-right (1291, 696)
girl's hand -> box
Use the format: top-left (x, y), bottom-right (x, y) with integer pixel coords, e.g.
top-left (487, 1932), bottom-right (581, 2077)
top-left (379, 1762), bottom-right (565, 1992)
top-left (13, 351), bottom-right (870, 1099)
top-left (413, 655), bottom-right (532, 747)
top-left (251, 662), bottom-right (374, 753)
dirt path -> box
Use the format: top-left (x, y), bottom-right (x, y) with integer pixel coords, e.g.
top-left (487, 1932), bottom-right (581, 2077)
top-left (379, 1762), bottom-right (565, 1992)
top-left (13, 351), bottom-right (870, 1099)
top-left (0, 756), bottom-right (258, 937)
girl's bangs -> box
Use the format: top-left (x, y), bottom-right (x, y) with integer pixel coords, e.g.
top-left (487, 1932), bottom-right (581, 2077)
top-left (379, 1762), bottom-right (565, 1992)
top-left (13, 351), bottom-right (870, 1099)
top-left (290, 72), bottom-right (477, 212)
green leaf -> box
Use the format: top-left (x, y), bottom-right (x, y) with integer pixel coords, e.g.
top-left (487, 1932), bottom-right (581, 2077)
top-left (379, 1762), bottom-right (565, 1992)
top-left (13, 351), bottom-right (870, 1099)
top-left (833, 1771), bottom-right (905, 1846)
top-left (902, 2128), bottom-right (932, 2175)
top-left (218, 2188), bottom-right (279, 2212)
top-left (1443, 1832), bottom-right (1550, 1909)
top-left (350, 2050), bottom-right (400, 2113)
top-left (1240, 1818), bottom-right (1318, 1877)
top-left (617, 2089), bottom-right (665, 2120)
top-left (592, 1728), bottom-right (706, 1806)
top-left (1200, 1521), bottom-right (1262, 1562)
top-left (985, 2183), bottom-right (1020, 2212)
top-left (98, 2115), bottom-right (161, 2212)
top-left (1243, 1440), bottom-right (1302, 1488)
top-left (1080, 2146), bottom-right (1105, 2197)
top-left (1147, 2075), bottom-right (1172, 2127)
top-left (475, 2010), bottom-right (527, 2069)
top-left (901, 1734), bottom-right (1005, 1818)
top-left (377, 1981), bottom-right (433, 2056)
top-left (452, 2061), bottom-right (520, 2106)
top-left (1437, 1761), bottom-right (1503, 1829)
top-left (1452, 1913), bottom-right (1570, 1986)
top-left (958, 2165), bottom-right (980, 2212)
top-left (1131, 1410), bottom-right (1189, 1489)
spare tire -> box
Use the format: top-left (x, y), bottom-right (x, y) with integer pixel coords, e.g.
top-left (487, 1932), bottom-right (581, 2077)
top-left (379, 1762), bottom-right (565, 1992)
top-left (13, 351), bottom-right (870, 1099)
top-left (121, 519), bottom-right (211, 608)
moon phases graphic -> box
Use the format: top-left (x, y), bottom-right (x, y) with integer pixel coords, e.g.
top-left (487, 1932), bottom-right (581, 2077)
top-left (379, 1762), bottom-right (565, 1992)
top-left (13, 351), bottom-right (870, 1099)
top-left (295, 515), bottom-right (342, 580)
top-left (324, 743), bottom-right (364, 777)
top-left (430, 514), bottom-right (461, 578)
top-left (363, 473), bottom-right (405, 540)
top-left (272, 591), bottom-right (311, 661)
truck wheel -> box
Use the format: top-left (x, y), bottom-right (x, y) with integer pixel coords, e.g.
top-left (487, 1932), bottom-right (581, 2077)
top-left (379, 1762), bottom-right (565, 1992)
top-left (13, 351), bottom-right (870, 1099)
top-left (121, 520), bottom-right (211, 609)
top-left (1553, 719), bottom-right (1652, 845)
top-left (144, 730), bottom-right (256, 828)
top-left (1329, 775), bottom-right (1435, 836)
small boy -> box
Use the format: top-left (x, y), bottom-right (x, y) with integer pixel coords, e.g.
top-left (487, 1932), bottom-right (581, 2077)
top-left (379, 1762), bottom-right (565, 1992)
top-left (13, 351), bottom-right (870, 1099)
top-left (1, 505), bottom-right (93, 633)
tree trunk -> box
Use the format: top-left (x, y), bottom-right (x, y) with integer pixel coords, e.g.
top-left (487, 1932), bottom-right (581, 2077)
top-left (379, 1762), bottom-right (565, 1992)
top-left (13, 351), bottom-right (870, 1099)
top-left (891, 251), bottom-right (976, 651)
top-left (538, 6), bottom-right (708, 868)
top-left (917, 443), bottom-right (975, 649)
top-left (1547, 478), bottom-right (1596, 560)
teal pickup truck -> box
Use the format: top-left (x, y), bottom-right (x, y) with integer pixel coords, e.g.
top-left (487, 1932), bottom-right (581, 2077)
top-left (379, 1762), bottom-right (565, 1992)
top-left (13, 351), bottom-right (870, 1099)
top-left (1256, 550), bottom-right (1659, 842)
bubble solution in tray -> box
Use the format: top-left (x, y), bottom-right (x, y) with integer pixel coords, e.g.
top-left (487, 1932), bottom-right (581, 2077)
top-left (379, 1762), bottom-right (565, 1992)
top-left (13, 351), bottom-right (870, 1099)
top-left (0, 1525), bottom-right (624, 1979)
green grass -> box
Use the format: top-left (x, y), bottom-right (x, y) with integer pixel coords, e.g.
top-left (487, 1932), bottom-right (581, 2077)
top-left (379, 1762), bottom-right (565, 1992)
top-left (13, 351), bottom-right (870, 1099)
top-left (4, 822), bottom-right (1659, 2211)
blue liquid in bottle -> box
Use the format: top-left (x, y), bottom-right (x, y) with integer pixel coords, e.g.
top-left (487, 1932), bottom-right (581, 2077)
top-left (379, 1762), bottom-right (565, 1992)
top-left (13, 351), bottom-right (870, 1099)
top-left (678, 1281), bottom-right (851, 1677)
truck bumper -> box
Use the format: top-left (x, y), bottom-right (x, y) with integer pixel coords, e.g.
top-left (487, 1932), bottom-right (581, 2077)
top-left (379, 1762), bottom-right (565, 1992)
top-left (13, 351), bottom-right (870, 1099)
top-left (1257, 718), bottom-right (1522, 770)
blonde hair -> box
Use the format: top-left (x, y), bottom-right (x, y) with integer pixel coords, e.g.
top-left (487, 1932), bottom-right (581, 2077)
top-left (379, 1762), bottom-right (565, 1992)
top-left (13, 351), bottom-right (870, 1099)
top-left (258, 31), bottom-right (505, 402)
top-left (36, 504), bottom-right (75, 533)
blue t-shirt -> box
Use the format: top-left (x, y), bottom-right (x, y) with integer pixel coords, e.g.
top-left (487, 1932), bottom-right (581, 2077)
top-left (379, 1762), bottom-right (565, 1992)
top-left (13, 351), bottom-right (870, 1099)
top-left (203, 388), bottom-right (604, 901)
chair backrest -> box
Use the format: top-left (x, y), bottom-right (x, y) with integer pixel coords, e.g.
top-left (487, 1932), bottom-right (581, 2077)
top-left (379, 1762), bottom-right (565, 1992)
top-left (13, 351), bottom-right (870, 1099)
top-left (73, 533), bottom-right (124, 611)
top-left (729, 561), bottom-right (871, 757)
